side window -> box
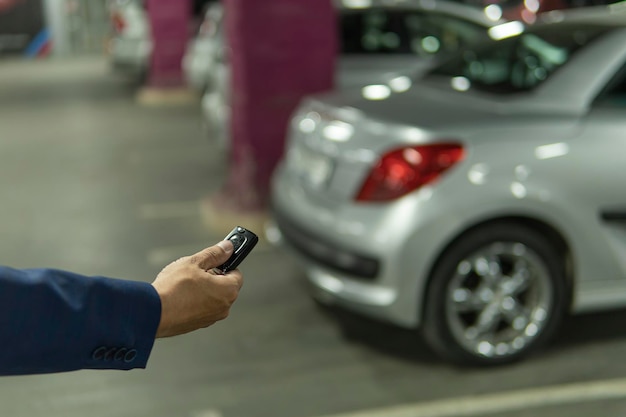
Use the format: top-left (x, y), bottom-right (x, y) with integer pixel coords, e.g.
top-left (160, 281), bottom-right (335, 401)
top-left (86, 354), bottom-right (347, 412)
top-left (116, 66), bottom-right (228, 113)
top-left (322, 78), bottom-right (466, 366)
top-left (596, 65), bottom-right (626, 107)
top-left (339, 9), bottom-right (488, 57)
top-left (339, 10), bottom-right (411, 54)
top-left (404, 13), bottom-right (489, 58)
top-left (509, 34), bottom-right (569, 90)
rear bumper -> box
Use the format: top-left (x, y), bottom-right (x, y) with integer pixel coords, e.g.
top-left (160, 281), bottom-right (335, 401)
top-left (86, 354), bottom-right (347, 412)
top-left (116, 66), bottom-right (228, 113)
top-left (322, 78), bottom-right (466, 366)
top-left (272, 206), bottom-right (380, 279)
top-left (269, 205), bottom-right (410, 327)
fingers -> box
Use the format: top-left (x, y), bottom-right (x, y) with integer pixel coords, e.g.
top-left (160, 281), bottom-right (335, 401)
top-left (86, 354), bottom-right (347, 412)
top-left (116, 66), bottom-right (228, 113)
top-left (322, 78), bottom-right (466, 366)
top-left (222, 268), bottom-right (244, 291)
top-left (189, 240), bottom-right (234, 270)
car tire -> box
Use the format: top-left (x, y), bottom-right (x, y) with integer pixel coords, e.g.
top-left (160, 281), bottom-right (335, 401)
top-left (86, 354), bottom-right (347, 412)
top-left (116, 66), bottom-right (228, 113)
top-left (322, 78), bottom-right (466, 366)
top-left (422, 222), bottom-right (569, 366)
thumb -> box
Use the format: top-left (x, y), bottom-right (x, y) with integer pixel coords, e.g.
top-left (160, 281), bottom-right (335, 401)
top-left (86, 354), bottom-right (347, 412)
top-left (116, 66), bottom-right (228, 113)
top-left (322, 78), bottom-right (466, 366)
top-left (191, 240), bottom-right (234, 270)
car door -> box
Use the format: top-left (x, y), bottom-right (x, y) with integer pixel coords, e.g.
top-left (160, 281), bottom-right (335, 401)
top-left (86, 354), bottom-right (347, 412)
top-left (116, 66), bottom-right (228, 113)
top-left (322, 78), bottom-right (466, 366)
top-left (574, 64), bottom-right (626, 286)
top-left (582, 66), bottom-right (626, 217)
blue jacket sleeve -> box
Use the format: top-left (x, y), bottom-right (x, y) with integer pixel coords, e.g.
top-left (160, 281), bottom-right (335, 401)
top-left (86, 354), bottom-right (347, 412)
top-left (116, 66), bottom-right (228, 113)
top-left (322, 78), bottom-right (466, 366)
top-left (0, 266), bottom-right (162, 376)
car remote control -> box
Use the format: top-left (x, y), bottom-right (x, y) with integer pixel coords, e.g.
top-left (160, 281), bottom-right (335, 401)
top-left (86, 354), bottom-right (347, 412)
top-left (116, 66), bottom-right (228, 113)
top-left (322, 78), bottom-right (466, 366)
top-left (215, 226), bottom-right (259, 273)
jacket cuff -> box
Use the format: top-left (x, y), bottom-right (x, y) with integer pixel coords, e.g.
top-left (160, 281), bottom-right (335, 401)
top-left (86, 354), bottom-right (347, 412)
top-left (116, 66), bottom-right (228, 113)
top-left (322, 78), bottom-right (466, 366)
top-left (84, 277), bottom-right (162, 370)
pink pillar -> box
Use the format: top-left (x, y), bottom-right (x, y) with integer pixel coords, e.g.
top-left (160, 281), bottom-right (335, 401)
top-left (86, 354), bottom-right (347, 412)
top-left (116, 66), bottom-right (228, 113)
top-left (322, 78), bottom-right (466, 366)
top-left (215, 0), bottom-right (337, 213)
top-left (145, 0), bottom-right (191, 88)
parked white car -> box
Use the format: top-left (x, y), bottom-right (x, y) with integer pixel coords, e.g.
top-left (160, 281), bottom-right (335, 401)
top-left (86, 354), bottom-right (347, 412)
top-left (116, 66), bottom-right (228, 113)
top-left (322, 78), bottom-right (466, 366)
top-left (106, 0), bottom-right (152, 79)
top-left (182, 2), bottom-right (225, 92)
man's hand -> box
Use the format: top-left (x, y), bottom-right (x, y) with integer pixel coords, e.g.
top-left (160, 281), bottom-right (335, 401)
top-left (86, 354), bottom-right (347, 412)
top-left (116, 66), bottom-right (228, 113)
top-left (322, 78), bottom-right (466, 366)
top-left (151, 240), bottom-right (243, 338)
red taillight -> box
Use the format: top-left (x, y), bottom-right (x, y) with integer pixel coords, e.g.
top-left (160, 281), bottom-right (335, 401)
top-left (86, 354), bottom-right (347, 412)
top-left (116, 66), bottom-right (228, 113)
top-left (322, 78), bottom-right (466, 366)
top-left (355, 143), bottom-right (465, 202)
top-left (111, 12), bottom-right (126, 34)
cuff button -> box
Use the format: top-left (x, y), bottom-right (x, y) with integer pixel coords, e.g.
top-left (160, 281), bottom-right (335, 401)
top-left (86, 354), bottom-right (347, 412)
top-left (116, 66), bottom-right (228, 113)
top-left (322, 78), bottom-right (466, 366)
top-left (91, 346), bottom-right (106, 361)
top-left (114, 348), bottom-right (127, 361)
top-left (104, 348), bottom-right (117, 361)
top-left (124, 349), bottom-right (138, 363)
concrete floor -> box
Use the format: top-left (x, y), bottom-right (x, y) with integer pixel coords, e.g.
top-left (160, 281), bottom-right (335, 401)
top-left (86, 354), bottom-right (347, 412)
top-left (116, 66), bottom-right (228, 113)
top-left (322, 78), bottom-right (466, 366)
top-left (2, 56), bottom-right (626, 417)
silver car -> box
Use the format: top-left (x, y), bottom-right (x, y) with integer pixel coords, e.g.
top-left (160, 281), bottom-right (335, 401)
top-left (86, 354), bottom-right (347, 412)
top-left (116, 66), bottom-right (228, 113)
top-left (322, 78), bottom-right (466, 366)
top-left (201, 0), bottom-right (504, 149)
top-left (270, 4), bottom-right (626, 366)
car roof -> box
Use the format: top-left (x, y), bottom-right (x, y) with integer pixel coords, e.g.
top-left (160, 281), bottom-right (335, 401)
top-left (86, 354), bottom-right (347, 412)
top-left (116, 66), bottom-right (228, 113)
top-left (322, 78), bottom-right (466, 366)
top-left (537, 2), bottom-right (626, 27)
top-left (333, 0), bottom-right (504, 28)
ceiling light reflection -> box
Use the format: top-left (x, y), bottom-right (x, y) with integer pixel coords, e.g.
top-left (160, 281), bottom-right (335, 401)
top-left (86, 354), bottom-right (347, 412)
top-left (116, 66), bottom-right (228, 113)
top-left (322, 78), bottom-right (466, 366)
top-left (484, 4), bottom-right (502, 21)
top-left (316, 273), bottom-right (344, 293)
top-left (421, 36), bottom-right (440, 53)
top-left (298, 117), bottom-right (316, 133)
top-left (402, 127), bottom-right (427, 142)
top-left (362, 84), bottom-right (391, 101)
top-left (451, 76), bottom-right (471, 92)
top-left (535, 142), bottom-right (569, 160)
top-left (388, 76), bottom-right (412, 93)
top-left (510, 182), bottom-right (527, 199)
top-left (488, 21), bottom-right (525, 41)
top-left (524, 0), bottom-right (540, 12)
top-left (468, 163), bottom-right (490, 185)
top-left (342, 0), bottom-right (372, 8)
top-left (403, 148), bottom-right (423, 165)
top-left (323, 121), bottom-right (354, 142)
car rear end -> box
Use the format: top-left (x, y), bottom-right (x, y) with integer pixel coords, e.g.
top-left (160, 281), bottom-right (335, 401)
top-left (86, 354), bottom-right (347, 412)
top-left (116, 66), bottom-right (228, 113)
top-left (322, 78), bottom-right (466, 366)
top-left (270, 91), bottom-right (473, 328)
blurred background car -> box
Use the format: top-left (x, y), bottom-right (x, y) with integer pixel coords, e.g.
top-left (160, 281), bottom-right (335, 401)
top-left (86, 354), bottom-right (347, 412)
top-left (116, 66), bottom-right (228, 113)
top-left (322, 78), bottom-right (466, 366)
top-left (270, 3), bottom-right (626, 366)
top-left (199, 0), bottom-right (506, 150)
top-left (182, 1), bottom-right (224, 92)
top-left (106, 0), bottom-right (151, 80)
top-left (450, 0), bottom-right (568, 22)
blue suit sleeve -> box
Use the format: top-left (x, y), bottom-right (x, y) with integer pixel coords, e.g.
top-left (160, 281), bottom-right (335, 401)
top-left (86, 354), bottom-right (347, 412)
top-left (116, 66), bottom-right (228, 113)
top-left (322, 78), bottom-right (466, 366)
top-left (0, 266), bottom-right (162, 376)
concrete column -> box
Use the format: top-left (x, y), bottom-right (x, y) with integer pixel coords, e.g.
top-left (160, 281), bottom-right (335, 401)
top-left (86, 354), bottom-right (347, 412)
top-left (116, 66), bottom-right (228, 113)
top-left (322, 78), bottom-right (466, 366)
top-left (138, 0), bottom-right (195, 104)
top-left (203, 0), bottom-right (337, 233)
top-left (145, 0), bottom-right (190, 88)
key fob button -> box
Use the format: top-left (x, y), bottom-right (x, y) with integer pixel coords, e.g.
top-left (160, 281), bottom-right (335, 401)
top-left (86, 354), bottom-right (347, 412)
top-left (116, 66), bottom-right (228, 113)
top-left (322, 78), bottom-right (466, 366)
top-left (229, 234), bottom-right (246, 252)
top-left (216, 226), bottom-right (259, 273)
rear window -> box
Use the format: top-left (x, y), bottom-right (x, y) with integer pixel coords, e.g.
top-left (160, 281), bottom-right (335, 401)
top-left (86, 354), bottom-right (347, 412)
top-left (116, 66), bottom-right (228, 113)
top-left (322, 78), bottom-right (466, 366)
top-left (426, 23), bottom-right (614, 94)
top-left (338, 8), bottom-right (490, 58)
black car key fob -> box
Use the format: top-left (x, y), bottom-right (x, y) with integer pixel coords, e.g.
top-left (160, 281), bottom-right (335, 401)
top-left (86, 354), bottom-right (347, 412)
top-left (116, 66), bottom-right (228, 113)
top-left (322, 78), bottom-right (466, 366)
top-left (214, 226), bottom-right (259, 273)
